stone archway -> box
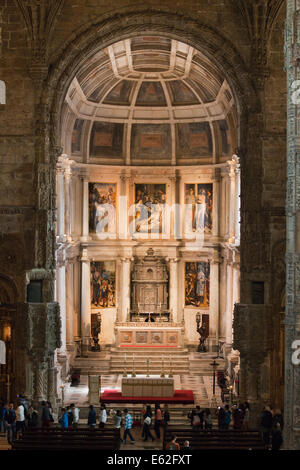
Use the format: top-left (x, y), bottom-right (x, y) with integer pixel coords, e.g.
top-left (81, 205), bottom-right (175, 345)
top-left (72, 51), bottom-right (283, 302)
top-left (28, 8), bottom-right (262, 404)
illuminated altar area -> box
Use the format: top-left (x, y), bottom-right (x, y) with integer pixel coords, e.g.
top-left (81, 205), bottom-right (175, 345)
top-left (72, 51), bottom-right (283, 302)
top-left (54, 36), bottom-right (241, 388)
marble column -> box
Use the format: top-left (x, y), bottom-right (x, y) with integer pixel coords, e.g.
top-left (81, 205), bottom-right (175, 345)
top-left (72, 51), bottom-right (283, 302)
top-left (212, 168), bottom-right (221, 239)
top-left (81, 249), bottom-right (91, 351)
top-left (81, 178), bottom-right (89, 241)
top-left (121, 258), bottom-right (131, 322)
top-left (119, 175), bottom-right (129, 239)
top-left (57, 168), bottom-right (65, 242)
top-left (210, 255), bottom-right (220, 349)
top-left (66, 261), bottom-right (74, 347)
top-left (56, 256), bottom-right (66, 352)
top-left (227, 160), bottom-right (236, 243)
top-left (219, 253), bottom-right (227, 342)
top-left (225, 251), bottom-right (234, 346)
top-left (169, 258), bottom-right (179, 323)
top-left (64, 165), bottom-right (72, 242)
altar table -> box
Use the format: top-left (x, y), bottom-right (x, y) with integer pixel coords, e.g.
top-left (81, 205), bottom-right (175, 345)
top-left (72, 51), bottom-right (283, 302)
top-left (122, 377), bottom-right (174, 397)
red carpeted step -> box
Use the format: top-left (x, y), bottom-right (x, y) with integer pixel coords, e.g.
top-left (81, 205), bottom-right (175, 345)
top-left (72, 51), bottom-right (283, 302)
top-left (101, 389), bottom-right (194, 404)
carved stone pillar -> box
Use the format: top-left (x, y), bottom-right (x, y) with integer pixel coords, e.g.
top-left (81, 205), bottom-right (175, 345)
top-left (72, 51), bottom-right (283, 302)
top-left (81, 178), bottom-right (89, 242)
top-left (233, 303), bottom-right (273, 424)
top-left (121, 258), bottom-right (131, 322)
top-left (285, 0), bottom-right (300, 449)
top-left (210, 252), bottom-right (221, 349)
top-left (80, 249), bottom-right (91, 351)
top-left (169, 258), bottom-right (179, 323)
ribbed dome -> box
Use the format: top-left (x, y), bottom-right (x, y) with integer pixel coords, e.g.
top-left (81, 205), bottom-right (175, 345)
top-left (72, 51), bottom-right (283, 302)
top-left (64, 36), bottom-right (237, 165)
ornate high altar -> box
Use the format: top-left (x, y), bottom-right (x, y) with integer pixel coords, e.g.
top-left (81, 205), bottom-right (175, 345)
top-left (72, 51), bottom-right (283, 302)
top-left (131, 248), bottom-right (169, 322)
top-left (115, 248), bottom-right (184, 349)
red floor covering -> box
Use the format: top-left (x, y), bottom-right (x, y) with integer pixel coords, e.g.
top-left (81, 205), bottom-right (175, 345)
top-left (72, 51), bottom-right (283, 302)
top-left (101, 389), bottom-right (194, 404)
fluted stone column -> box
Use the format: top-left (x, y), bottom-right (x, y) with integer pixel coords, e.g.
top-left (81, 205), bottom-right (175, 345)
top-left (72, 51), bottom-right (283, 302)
top-left (169, 258), bottom-right (179, 323)
top-left (81, 179), bottom-right (89, 242)
top-left (121, 258), bottom-right (131, 322)
top-left (81, 249), bottom-right (91, 351)
top-left (210, 253), bottom-right (220, 350)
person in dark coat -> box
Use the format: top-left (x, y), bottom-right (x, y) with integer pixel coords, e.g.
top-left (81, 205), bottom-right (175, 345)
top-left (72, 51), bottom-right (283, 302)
top-left (217, 407), bottom-right (226, 430)
top-left (163, 404), bottom-right (170, 427)
top-left (27, 406), bottom-right (38, 428)
top-left (88, 404), bottom-right (97, 429)
top-left (41, 401), bottom-right (51, 428)
top-left (272, 422), bottom-right (283, 450)
top-left (260, 406), bottom-right (273, 449)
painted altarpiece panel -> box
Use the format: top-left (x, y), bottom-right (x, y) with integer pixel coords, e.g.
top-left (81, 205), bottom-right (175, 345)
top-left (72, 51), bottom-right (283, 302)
top-left (184, 183), bottom-right (213, 235)
top-left (90, 261), bottom-right (116, 309)
top-left (89, 183), bottom-right (117, 234)
top-left (131, 183), bottom-right (167, 234)
top-left (185, 261), bottom-right (210, 308)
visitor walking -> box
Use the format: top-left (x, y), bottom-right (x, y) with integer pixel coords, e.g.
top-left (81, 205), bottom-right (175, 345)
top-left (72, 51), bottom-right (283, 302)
top-left (99, 404), bottom-right (107, 428)
top-left (5, 403), bottom-right (16, 445)
top-left (204, 408), bottom-right (212, 431)
top-left (196, 405), bottom-right (204, 430)
top-left (217, 406), bottom-right (226, 430)
top-left (0, 402), bottom-right (7, 433)
top-left (273, 409), bottom-right (284, 431)
top-left (59, 408), bottom-right (69, 428)
top-left (113, 410), bottom-right (122, 429)
top-left (143, 405), bottom-right (155, 442)
top-left (41, 401), bottom-right (51, 428)
top-left (71, 403), bottom-right (80, 428)
top-left (224, 405), bottom-right (231, 430)
top-left (163, 404), bottom-right (170, 427)
top-left (67, 405), bottom-right (73, 427)
top-left (88, 404), bottom-right (97, 429)
top-left (154, 404), bottom-right (162, 439)
top-left (232, 404), bottom-right (244, 430)
top-left (122, 408), bottom-right (135, 444)
top-left (27, 405), bottom-right (38, 428)
top-left (260, 406), bottom-right (273, 449)
top-left (16, 400), bottom-right (26, 437)
top-left (271, 422), bottom-right (283, 450)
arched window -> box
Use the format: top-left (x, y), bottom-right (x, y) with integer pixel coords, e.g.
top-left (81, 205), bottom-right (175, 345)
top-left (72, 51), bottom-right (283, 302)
top-left (0, 80), bottom-right (6, 104)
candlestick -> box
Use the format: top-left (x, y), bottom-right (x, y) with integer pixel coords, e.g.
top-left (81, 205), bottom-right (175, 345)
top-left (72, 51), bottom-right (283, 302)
top-left (146, 358), bottom-right (150, 377)
top-left (132, 353), bottom-right (136, 377)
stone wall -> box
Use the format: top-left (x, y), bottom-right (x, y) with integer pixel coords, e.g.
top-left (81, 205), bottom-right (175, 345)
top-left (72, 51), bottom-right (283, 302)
top-left (0, 0), bottom-right (287, 435)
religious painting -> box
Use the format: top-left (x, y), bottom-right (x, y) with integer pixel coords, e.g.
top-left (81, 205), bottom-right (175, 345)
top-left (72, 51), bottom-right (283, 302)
top-left (90, 261), bottom-right (116, 309)
top-left (184, 183), bottom-right (213, 235)
top-left (185, 262), bottom-right (210, 308)
top-left (136, 332), bottom-right (148, 344)
top-left (151, 332), bottom-right (163, 344)
top-left (133, 183), bottom-right (166, 234)
top-left (89, 183), bottom-right (117, 234)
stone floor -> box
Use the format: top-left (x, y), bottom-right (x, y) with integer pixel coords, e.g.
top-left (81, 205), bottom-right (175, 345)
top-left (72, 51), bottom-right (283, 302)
top-left (63, 374), bottom-right (222, 408)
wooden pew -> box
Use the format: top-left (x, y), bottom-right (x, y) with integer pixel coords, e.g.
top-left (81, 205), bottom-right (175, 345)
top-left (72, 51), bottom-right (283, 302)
top-left (163, 426), bottom-right (265, 450)
top-left (12, 427), bottom-right (121, 451)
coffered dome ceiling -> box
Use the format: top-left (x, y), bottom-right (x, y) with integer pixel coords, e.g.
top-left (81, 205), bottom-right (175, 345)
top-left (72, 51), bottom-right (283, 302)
top-left (63, 36), bottom-right (237, 165)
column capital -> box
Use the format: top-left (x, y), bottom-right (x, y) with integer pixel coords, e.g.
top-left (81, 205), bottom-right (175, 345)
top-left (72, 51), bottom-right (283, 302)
top-left (80, 248), bottom-right (90, 262)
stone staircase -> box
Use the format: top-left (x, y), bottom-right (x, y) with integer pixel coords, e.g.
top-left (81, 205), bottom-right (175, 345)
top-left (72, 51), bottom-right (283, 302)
top-left (73, 349), bottom-right (191, 375)
top-left (189, 352), bottom-right (225, 374)
top-left (109, 348), bottom-right (190, 375)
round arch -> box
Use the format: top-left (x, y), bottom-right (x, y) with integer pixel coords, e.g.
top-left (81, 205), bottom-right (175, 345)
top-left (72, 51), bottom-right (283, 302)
top-left (43, 9), bottom-right (259, 155)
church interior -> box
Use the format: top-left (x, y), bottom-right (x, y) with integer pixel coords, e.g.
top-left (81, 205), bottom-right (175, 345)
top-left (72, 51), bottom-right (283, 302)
top-left (0, 0), bottom-right (299, 451)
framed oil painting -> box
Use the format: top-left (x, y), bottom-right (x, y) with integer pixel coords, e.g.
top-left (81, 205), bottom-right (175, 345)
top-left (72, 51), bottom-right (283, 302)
top-left (185, 261), bottom-right (210, 308)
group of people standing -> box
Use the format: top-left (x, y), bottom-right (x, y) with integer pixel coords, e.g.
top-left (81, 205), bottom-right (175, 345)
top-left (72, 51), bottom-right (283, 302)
top-left (86, 403), bottom-right (170, 445)
top-left (0, 398), bottom-right (40, 444)
top-left (260, 406), bottom-right (284, 450)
